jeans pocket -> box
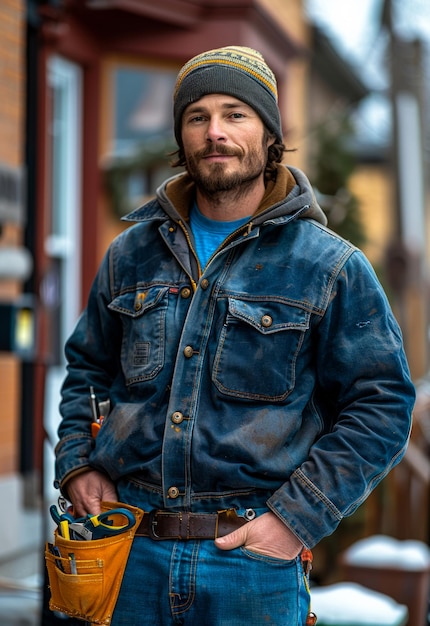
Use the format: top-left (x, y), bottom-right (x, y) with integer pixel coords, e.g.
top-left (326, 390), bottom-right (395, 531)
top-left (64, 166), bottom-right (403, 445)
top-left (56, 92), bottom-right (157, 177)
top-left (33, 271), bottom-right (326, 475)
top-left (239, 546), bottom-right (296, 565)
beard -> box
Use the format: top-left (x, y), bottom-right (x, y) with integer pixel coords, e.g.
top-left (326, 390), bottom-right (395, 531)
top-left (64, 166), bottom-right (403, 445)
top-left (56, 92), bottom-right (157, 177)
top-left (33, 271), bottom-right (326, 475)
top-left (185, 143), bottom-right (266, 197)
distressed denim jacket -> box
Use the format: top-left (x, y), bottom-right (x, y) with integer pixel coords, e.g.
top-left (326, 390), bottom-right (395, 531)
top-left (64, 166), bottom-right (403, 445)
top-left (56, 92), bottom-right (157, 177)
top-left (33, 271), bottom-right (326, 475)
top-left (56, 165), bottom-right (415, 548)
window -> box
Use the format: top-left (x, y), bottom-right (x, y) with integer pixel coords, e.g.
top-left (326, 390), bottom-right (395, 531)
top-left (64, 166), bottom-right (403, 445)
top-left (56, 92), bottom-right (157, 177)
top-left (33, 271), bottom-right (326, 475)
top-left (103, 62), bottom-right (178, 215)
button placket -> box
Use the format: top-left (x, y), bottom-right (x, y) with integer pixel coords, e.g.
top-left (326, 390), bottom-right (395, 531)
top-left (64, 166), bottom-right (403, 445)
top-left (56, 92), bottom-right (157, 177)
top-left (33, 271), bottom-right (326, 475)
top-left (161, 280), bottom-right (213, 508)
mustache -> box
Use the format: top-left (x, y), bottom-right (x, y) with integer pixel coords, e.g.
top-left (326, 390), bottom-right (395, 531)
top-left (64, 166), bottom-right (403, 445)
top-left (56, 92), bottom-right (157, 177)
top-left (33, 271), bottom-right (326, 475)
top-left (195, 144), bottom-right (242, 159)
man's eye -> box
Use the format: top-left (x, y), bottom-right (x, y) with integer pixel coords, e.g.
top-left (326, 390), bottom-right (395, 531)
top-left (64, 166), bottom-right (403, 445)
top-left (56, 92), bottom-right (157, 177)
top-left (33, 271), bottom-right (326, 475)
top-left (230, 112), bottom-right (245, 119)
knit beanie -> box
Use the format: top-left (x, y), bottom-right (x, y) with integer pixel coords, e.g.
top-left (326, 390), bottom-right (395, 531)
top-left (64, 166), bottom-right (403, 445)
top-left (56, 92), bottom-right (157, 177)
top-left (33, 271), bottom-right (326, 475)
top-left (173, 45), bottom-right (283, 146)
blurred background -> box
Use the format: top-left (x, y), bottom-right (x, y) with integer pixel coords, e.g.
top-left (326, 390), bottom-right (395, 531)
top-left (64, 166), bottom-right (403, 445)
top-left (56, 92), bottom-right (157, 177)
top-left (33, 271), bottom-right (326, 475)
top-left (1, 0), bottom-right (430, 624)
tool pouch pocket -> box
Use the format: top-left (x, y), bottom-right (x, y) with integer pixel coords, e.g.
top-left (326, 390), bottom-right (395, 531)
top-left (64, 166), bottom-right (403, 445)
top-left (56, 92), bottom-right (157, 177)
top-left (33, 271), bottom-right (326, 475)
top-left (45, 501), bottom-right (144, 625)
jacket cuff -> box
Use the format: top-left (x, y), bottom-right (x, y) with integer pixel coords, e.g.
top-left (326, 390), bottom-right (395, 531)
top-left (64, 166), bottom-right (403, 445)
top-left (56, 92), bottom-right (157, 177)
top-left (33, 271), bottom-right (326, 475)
top-left (54, 432), bottom-right (94, 490)
top-left (267, 468), bottom-right (343, 548)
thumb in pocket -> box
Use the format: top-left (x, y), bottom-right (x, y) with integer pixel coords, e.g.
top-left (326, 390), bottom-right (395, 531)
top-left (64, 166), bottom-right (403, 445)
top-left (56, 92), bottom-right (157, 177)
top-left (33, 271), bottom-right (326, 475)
top-left (215, 526), bottom-right (247, 551)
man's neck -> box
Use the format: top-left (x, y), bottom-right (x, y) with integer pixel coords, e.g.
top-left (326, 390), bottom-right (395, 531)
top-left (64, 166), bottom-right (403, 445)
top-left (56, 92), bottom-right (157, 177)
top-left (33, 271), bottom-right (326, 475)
top-left (195, 177), bottom-right (266, 221)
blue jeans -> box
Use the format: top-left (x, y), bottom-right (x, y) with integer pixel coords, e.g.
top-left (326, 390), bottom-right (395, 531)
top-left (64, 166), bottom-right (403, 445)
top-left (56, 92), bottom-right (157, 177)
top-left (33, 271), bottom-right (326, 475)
top-left (111, 482), bottom-right (311, 625)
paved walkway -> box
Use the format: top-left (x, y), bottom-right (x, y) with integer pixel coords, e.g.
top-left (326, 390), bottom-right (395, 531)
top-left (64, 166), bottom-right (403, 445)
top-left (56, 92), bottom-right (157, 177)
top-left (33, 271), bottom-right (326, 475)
top-left (0, 507), bottom-right (42, 625)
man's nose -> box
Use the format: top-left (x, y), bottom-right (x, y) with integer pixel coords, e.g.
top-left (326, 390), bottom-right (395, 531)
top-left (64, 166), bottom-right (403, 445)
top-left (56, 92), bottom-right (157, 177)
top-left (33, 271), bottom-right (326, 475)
top-left (206, 118), bottom-right (226, 142)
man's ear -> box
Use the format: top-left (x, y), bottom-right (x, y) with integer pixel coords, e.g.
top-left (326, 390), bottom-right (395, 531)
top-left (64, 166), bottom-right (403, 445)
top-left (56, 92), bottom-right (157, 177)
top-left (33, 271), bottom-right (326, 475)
top-left (266, 133), bottom-right (276, 148)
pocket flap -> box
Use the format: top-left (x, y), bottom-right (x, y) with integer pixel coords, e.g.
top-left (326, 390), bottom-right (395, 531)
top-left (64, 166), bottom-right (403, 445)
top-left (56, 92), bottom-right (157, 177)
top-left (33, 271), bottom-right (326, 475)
top-left (108, 286), bottom-right (168, 318)
top-left (228, 298), bottom-right (310, 334)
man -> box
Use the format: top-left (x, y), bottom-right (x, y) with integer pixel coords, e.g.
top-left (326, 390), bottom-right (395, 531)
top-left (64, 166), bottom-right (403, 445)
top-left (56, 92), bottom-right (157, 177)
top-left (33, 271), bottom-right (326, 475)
top-left (55, 46), bottom-right (415, 625)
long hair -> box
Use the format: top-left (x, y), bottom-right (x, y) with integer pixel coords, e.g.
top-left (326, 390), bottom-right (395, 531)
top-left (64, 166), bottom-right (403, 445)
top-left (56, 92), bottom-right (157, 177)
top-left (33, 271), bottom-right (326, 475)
top-left (170, 128), bottom-right (288, 182)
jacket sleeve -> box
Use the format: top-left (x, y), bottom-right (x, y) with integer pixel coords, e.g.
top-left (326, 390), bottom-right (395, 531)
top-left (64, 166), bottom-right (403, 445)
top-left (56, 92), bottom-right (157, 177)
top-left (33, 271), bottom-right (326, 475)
top-left (54, 247), bottom-right (121, 491)
top-left (267, 249), bottom-right (415, 548)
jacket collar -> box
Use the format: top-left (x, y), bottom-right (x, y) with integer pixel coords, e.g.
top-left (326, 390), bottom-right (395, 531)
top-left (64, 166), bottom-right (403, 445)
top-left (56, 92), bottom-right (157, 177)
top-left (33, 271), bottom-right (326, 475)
top-left (123, 164), bottom-right (327, 228)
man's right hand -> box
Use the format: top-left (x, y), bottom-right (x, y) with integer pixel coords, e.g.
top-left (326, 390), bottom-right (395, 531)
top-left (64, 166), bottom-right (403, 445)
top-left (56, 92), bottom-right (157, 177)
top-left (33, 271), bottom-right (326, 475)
top-left (66, 469), bottom-right (118, 517)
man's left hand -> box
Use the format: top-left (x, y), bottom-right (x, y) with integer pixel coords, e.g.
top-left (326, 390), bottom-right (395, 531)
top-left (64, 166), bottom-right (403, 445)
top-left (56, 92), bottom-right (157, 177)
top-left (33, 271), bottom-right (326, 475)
top-left (215, 511), bottom-right (303, 560)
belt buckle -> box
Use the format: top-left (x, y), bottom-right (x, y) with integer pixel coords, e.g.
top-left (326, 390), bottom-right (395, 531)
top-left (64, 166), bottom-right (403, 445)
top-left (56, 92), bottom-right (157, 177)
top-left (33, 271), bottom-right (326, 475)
top-left (148, 509), bottom-right (164, 540)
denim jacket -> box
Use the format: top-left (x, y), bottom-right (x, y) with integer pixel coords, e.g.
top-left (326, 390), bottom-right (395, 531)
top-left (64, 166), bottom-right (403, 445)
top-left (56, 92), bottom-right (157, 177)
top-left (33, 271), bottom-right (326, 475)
top-left (56, 165), bottom-right (414, 548)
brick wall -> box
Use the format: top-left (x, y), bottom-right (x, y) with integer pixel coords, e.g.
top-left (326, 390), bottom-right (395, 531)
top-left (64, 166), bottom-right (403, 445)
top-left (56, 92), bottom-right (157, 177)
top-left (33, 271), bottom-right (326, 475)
top-left (0, 0), bottom-right (25, 475)
top-left (0, 0), bottom-right (24, 167)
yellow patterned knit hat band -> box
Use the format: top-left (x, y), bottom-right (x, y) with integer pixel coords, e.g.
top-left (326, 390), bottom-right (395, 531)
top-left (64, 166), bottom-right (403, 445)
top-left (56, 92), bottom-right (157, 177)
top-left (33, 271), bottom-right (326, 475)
top-left (173, 46), bottom-right (282, 145)
top-left (174, 46), bottom-right (278, 102)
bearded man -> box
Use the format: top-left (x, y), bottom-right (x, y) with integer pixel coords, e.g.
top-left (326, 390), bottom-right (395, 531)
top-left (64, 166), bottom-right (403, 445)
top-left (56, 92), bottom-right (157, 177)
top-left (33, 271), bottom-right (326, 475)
top-left (54, 46), bottom-right (414, 626)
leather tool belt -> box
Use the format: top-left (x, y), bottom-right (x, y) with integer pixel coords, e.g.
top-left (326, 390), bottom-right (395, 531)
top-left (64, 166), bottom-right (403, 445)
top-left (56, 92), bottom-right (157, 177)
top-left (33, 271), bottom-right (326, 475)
top-left (135, 508), bottom-right (250, 540)
top-left (45, 501), bottom-right (144, 625)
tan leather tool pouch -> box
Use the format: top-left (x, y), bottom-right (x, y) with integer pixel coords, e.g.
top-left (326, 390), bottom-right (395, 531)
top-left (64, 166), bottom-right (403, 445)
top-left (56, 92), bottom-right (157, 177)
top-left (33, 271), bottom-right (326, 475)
top-left (45, 501), bottom-right (144, 625)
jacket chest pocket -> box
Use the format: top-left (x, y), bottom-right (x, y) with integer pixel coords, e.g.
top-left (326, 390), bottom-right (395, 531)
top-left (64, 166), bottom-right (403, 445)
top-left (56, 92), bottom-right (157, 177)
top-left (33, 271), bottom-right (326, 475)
top-left (108, 286), bottom-right (169, 385)
top-left (212, 297), bottom-right (310, 401)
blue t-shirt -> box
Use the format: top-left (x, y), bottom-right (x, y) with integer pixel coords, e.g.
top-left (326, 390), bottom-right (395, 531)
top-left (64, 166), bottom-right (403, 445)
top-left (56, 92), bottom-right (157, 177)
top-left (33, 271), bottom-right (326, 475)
top-left (190, 202), bottom-right (251, 269)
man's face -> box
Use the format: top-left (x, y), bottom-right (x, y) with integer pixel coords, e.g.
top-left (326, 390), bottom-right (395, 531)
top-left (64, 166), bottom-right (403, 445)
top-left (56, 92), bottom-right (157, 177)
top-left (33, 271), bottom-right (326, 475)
top-left (181, 94), bottom-right (273, 195)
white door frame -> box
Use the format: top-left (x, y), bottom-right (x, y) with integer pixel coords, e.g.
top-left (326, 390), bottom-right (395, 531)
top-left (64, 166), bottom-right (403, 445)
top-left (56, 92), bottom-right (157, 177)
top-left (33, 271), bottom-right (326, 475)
top-left (44, 56), bottom-right (83, 508)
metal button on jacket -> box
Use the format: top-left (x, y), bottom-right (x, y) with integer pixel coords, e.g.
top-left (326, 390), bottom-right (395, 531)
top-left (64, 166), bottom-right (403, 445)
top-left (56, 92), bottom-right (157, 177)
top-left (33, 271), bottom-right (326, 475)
top-left (261, 314), bottom-right (273, 328)
top-left (167, 486), bottom-right (180, 499)
top-left (171, 411), bottom-right (184, 424)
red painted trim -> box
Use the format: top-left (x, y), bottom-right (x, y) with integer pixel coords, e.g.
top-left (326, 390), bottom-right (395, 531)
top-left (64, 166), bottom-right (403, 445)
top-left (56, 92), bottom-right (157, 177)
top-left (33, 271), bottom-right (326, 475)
top-left (86, 0), bottom-right (201, 26)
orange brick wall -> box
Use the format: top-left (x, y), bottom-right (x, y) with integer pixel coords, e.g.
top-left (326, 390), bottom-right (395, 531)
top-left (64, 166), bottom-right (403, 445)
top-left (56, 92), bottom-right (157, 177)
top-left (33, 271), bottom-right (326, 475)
top-left (0, 357), bottom-right (20, 473)
top-left (0, 0), bottom-right (25, 166)
top-left (0, 0), bottom-right (25, 475)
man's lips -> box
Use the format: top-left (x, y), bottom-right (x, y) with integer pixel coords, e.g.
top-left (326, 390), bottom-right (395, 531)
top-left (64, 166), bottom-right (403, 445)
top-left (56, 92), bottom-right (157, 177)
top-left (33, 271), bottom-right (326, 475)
top-left (202, 153), bottom-right (234, 161)
top-left (196, 145), bottom-right (241, 161)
